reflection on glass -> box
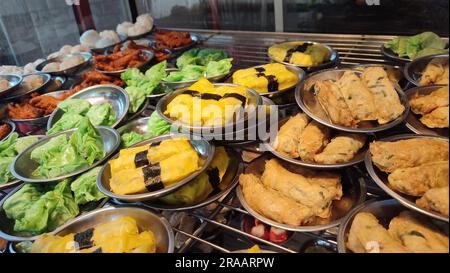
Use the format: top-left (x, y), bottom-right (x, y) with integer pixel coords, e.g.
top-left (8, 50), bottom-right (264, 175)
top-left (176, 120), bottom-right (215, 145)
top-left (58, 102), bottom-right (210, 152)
top-left (89, 0), bottom-right (131, 31)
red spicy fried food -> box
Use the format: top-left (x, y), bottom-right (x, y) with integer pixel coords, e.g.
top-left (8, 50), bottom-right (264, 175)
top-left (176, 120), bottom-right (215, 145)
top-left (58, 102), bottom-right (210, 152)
top-left (8, 93), bottom-right (61, 120)
top-left (0, 123), bottom-right (11, 140)
top-left (155, 29), bottom-right (192, 50)
top-left (94, 47), bottom-right (149, 72)
top-left (127, 40), bottom-right (171, 62)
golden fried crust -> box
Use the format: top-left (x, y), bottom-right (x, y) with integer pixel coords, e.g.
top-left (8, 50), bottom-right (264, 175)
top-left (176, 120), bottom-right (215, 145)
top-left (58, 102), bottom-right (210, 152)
top-left (388, 161), bottom-right (449, 196)
top-left (239, 173), bottom-right (314, 226)
top-left (370, 138), bottom-right (449, 173)
top-left (388, 211), bottom-right (449, 253)
top-left (274, 113), bottom-right (309, 158)
top-left (347, 212), bottom-right (408, 253)
top-left (419, 59), bottom-right (449, 86)
top-left (298, 121), bottom-right (330, 162)
top-left (409, 86), bottom-right (449, 115)
top-left (416, 186), bottom-right (449, 217)
top-left (420, 106), bottom-right (449, 128)
top-left (314, 133), bottom-right (366, 164)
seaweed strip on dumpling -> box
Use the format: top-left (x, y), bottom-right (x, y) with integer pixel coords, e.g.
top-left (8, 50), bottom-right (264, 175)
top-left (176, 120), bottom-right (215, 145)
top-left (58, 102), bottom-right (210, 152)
top-left (74, 228), bottom-right (94, 250)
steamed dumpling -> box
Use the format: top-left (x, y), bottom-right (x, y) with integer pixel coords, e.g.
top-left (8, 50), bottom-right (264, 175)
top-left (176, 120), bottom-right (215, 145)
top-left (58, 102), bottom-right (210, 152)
top-left (70, 44), bottom-right (89, 54)
top-left (116, 21), bottom-right (134, 36)
top-left (95, 38), bottom-right (116, 49)
top-left (136, 14), bottom-right (154, 30)
top-left (60, 55), bottom-right (85, 70)
top-left (128, 23), bottom-right (148, 36)
top-left (99, 30), bottom-right (120, 43)
top-left (80, 29), bottom-right (100, 48)
top-left (59, 45), bottom-right (73, 55)
top-left (42, 62), bottom-right (61, 72)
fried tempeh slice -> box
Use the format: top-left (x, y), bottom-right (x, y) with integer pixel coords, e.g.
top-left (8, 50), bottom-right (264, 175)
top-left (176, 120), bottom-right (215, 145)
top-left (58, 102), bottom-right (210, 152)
top-left (361, 67), bottom-right (405, 124)
top-left (416, 186), bottom-right (449, 217)
top-left (387, 161), bottom-right (449, 196)
top-left (409, 86), bottom-right (448, 115)
top-left (314, 133), bottom-right (366, 164)
top-left (388, 211), bottom-right (449, 253)
top-left (273, 113), bottom-right (309, 158)
top-left (336, 71), bottom-right (377, 121)
top-left (420, 106), bottom-right (449, 128)
top-left (297, 121), bottom-right (330, 162)
top-left (346, 212), bottom-right (408, 253)
top-left (239, 173), bottom-right (315, 226)
top-left (314, 80), bottom-right (357, 127)
top-left (369, 138), bottom-right (449, 173)
top-left (261, 159), bottom-right (342, 219)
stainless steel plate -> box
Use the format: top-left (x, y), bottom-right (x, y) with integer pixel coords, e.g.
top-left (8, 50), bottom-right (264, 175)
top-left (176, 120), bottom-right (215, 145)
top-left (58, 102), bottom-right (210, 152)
top-left (118, 116), bottom-right (152, 136)
top-left (236, 154), bottom-right (366, 232)
top-left (156, 83), bottom-right (262, 135)
top-left (124, 97), bottom-right (150, 123)
top-left (404, 54), bottom-right (449, 87)
top-left (0, 135), bottom-right (43, 191)
top-left (364, 134), bottom-right (449, 222)
top-left (47, 84), bottom-right (130, 130)
top-left (0, 74), bottom-right (22, 99)
top-left (405, 85), bottom-right (449, 137)
top-left (97, 133), bottom-right (215, 202)
top-left (268, 41), bottom-right (339, 73)
top-left (142, 148), bottom-right (244, 211)
top-left (264, 116), bottom-right (370, 169)
top-left (161, 68), bottom-right (230, 91)
top-left (3, 73), bottom-right (51, 101)
top-left (0, 120), bottom-right (15, 143)
top-left (95, 50), bottom-right (155, 77)
top-left (11, 126), bottom-right (120, 183)
top-left (296, 68), bottom-right (410, 133)
top-left (35, 52), bottom-right (92, 77)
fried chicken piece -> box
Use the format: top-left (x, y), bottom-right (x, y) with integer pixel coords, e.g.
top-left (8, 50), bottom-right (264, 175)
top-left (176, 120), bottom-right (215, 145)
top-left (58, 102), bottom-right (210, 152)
top-left (0, 123), bottom-right (11, 140)
top-left (29, 95), bottom-right (60, 115)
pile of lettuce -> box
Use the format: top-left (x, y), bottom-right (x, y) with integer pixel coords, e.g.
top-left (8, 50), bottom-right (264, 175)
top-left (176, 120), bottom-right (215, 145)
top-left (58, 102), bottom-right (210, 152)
top-left (0, 133), bottom-right (39, 184)
top-left (3, 167), bottom-right (105, 235)
top-left (120, 111), bottom-right (172, 148)
top-left (32, 118), bottom-right (105, 178)
top-left (47, 99), bottom-right (116, 135)
top-left (384, 32), bottom-right (448, 60)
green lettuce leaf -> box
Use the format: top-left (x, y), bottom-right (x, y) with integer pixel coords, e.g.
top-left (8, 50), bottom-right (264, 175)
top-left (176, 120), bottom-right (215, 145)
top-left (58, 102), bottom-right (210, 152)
top-left (0, 132), bottom-right (19, 157)
top-left (120, 131), bottom-right (146, 148)
top-left (86, 103), bottom-right (116, 126)
top-left (385, 32), bottom-right (447, 59)
top-left (148, 111), bottom-right (171, 137)
top-left (0, 157), bottom-right (15, 184)
top-left (125, 86), bottom-right (147, 113)
top-left (144, 60), bottom-right (167, 81)
top-left (176, 48), bottom-right (200, 69)
top-left (196, 48), bottom-right (227, 66)
top-left (58, 99), bottom-right (91, 115)
top-left (121, 68), bottom-right (145, 87)
top-left (46, 112), bottom-right (84, 135)
top-left (3, 184), bottom-right (47, 220)
top-left (14, 136), bottom-right (39, 154)
top-left (206, 58), bottom-right (233, 77)
top-left (69, 118), bottom-right (105, 165)
top-left (70, 167), bottom-right (105, 205)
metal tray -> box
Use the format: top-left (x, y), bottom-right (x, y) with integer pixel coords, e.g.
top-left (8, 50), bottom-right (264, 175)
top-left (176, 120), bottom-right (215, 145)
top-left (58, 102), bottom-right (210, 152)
top-left (405, 85), bottom-right (449, 137)
top-left (11, 126), bottom-right (120, 183)
top-left (142, 147), bottom-right (244, 211)
top-left (404, 53), bottom-right (449, 87)
top-left (35, 52), bottom-right (92, 77)
top-left (47, 85), bottom-right (130, 131)
top-left (296, 68), bottom-right (410, 133)
top-left (95, 50), bottom-right (155, 77)
top-left (0, 74), bottom-right (22, 99)
top-left (268, 41), bottom-right (340, 72)
top-left (3, 73), bottom-right (51, 102)
top-left (264, 116), bottom-right (370, 169)
top-left (236, 154), bottom-right (366, 232)
top-left (364, 134), bottom-right (449, 222)
top-left (97, 133), bottom-right (215, 202)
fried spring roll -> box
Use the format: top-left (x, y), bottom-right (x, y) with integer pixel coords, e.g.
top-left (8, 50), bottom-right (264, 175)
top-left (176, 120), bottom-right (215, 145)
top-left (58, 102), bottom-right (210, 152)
top-left (273, 113), bottom-right (309, 158)
top-left (388, 211), bottom-right (449, 253)
top-left (419, 59), bottom-right (448, 86)
top-left (416, 186), bottom-right (449, 217)
top-left (361, 67), bottom-right (405, 124)
top-left (369, 138), bottom-right (449, 173)
top-left (409, 86), bottom-right (449, 115)
top-left (388, 161), bottom-right (449, 196)
top-left (297, 121), bottom-right (330, 162)
top-left (420, 106), bottom-right (449, 128)
top-left (314, 133), bottom-right (366, 164)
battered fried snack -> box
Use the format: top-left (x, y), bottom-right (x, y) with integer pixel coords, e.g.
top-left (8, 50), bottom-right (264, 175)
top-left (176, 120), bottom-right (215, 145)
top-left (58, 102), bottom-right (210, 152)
top-left (314, 133), bottom-right (366, 164)
top-left (370, 138), bottom-right (449, 173)
top-left (416, 186), bottom-right (449, 217)
top-left (94, 48), bottom-right (149, 72)
top-left (273, 113), bottom-right (309, 158)
top-left (155, 30), bottom-right (193, 50)
top-left (388, 211), bottom-right (449, 253)
top-left (409, 86), bottom-right (449, 115)
top-left (7, 93), bottom-right (61, 119)
top-left (388, 161), bottom-right (449, 196)
top-left (314, 80), bottom-right (357, 127)
top-left (361, 67), bottom-right (405, 124)
top-left (346, 212), bottom-right (408, 253)
top-left (261, 159), bottom-right (342, 218)
top-left (127, 41), bottom-right (171, 62)
top-left (419, 58), bottom-right (449, 86)
top-left (63, 71), bottom-right (124, 100)
top-left (0, 123), bottom-right (11, 140)
top-left (420, 106), bottom-right (449, 128)
top-left (297, 121), bottom-right (330, 162)
top-left (239, 173), bottom-right (315, 226)
top-left (336, 71), bottom-right (377, 121)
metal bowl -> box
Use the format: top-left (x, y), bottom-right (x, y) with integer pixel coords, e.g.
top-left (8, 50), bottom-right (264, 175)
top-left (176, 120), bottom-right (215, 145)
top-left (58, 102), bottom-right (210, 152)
top-left (97, 133), bottom-right (215, 203)
top-left (90, 34), bottom-right (128, 54)
top-left (124, 97), bottom-right (150, 123)
top-left (35, 52), bottom-right (92, 77)
top-left (11, 126), bottom-right (120, 183)
top-left (0, 135), bottom-right (43, 191)
top-left (161, 67), bottom-right (231, 91)
top-left (3, 73), bottom-right (51, 102)
top-left (296, 68), bottom-right (410, 133)
top-left (228, 64), bottom-right (306, 99)
top-left (118, 116), bottom-right (152, 136)
top-left (268, 41), bottom-right (340, 73)
top-left (380, 44), bottom-right (412, 63)
top-left (0, 74), bottom-right (23, 99)
top-left (404, 54), bottom-right (449, 87)
top-left (364, 134), bottom-right (449, 222)
top-left (9, 90), bottom-right (69, 136)
top-left (264, 116), bottom-right (370, 169)
top-left (95, 50), bottom-right (155, 77)
top-left (156, 83), bottom-right (262, 136)
top-left (236, 154), bottom-right (366, 232)
top-left (47, 85), bottom-right (130, 131)
top-left (348, 64), bottom-right (408, 89)
top-left (405, 85), bottom-right (449, 137)
top-left (143, 147), bottom-right (244, 211)
top-left (0, 183), bottom-right (108, 242)
top-left (0, 120), bottom-right (15, 143)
